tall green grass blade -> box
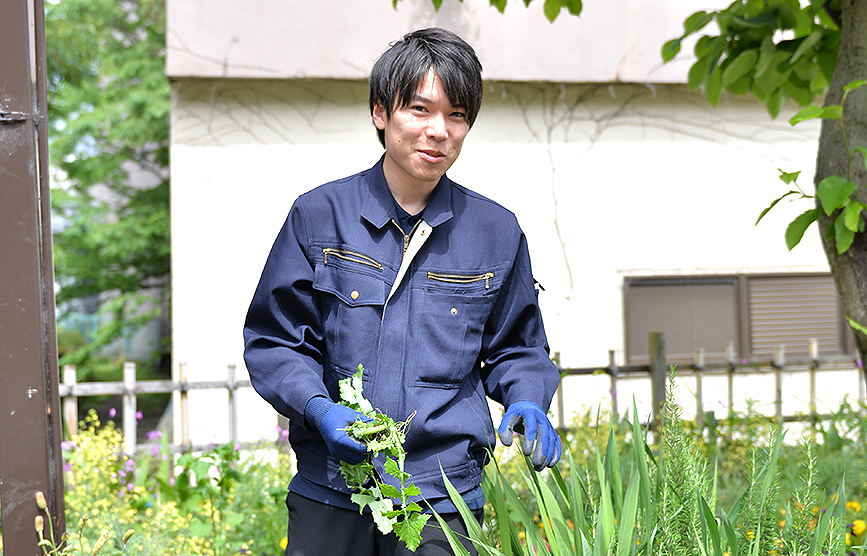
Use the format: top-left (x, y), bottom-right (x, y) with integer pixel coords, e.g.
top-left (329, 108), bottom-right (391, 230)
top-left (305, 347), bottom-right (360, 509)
top-left (593, 501), bottom-right (609, 556)
top-left (527, 458), bottom-right (571, 556)
top-left (605, 423), bottom-right (624, 517)
top-left (438, 465), bottom-right (500, 556)
top-left (807, 489), bottom-right (835, 556)
top-left (484, 460), bottom-right (521, 556)
top-left (720, 511), bottom-right (739, 556)
top-left (629, 400), bottom-right (654, 550)
top-left (698, 493), bottom-right (723, 556)
top-left (552, 459), bottom-right (587, 556)
top-left (428, 507), bottom-right (474, 556)
top-left (616, 471), bottom-right (640, 556)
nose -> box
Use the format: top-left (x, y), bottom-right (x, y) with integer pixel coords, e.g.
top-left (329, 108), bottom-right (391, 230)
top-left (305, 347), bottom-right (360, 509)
top-left (426, 113), bottom-right (448, 140)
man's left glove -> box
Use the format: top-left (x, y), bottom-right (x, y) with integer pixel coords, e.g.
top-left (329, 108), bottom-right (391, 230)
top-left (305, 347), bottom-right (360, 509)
top-left (498, 401), bottom-right (561, 471)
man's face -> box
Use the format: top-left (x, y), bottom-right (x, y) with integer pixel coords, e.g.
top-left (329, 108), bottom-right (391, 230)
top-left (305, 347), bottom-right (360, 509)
top-left (373, 69), bottom-right (470, 193)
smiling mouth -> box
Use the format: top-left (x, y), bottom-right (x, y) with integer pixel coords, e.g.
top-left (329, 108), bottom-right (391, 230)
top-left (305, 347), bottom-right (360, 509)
top-left (419, 149), bottom-right (446, 162)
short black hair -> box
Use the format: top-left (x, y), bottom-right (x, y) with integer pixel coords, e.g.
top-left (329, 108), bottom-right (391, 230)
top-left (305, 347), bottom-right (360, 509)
top-left (369, 27), bottom-right (484, 147)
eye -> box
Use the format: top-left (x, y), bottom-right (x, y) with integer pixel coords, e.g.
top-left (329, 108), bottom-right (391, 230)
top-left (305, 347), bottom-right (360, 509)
top-left (451, 111), bottom-right (467, 119)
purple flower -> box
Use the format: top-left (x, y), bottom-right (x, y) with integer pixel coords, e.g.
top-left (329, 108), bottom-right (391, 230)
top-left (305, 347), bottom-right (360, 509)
top-left (127, 483), bottom-right (134, 492)
top-left (109, 408), bottom-right (117, 418)
top-left (151, 445), bottom-right (160, 457)
top-left (135, 411), bottom-right (143, 421)
top-left (61, 441), bottom-right (77, 451)
top-left (64, 462), bottom-right (72, 473)
top-left (146, 430), bottom-right (163, 440)
top-left (169, 477), bottom-right (175, 486)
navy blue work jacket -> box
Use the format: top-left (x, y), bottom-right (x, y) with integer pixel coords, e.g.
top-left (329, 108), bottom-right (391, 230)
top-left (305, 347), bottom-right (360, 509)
top-left (243, 157), bottom-right (560, 502)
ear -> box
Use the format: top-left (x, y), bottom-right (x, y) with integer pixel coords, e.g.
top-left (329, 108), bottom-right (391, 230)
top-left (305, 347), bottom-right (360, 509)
top-left (372, 103), bottom-right (387, 131)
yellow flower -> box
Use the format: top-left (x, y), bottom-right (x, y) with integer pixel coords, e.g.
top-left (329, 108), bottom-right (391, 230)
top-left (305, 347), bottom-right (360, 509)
top-left (847, 500), bottom-right (862, 513)
top-left (746, 529), bottom-right (755, 541)
top-left (847, 532), bottom-right (852, 546)
top-left (852, 519), bottom-right (866, 536)
top-left (280, 537), bottom-right (288, 550)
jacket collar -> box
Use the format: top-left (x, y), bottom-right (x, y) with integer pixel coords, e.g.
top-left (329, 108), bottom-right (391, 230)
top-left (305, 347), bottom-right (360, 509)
top-left (361, 155), bottom-right (454, 229)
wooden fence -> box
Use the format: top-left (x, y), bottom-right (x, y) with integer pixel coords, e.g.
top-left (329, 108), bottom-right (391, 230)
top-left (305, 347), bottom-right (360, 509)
top-left (59, 334), bottom-right (865, 454)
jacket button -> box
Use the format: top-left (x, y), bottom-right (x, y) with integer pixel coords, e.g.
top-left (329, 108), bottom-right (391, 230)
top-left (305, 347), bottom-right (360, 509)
top-left (450, 307), bottom-right (457, 315)
top-left (351, 290), bottom-right (360, 300)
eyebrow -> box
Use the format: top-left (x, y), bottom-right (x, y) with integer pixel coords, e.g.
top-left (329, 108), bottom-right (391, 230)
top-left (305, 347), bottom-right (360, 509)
top-left (409, 93), bottom-right (466, 110)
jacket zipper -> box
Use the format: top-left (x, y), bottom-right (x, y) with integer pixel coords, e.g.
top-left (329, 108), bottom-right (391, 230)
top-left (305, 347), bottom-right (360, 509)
top-left (322, 247), bottom-right (382, 270)
top-left (391, 218), bottom-right (422, 254)
top-left (427, 271), bottom-right (495, 289)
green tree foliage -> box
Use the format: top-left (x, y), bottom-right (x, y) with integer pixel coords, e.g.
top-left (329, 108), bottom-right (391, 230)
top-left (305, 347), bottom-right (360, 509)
top-left (46, 0), bottom-right (170, 373)
top-left (661, 0), bottom-right (840, 118)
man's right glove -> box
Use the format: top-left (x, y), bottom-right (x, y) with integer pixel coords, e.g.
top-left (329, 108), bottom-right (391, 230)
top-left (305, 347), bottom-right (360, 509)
top-left (305, 396), bottom-right (372, 465)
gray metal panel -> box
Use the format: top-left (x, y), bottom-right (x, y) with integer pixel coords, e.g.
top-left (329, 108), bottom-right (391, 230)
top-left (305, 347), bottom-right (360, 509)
top-left (748, 275), bottom-right (842, 357)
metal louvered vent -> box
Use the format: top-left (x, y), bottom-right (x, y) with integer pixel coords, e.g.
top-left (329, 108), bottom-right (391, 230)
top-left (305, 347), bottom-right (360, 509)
top-left (748, 275), bottom-right (842, 357)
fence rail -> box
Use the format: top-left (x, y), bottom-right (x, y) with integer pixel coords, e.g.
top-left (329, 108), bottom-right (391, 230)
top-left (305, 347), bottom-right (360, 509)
top-left (59, 336), bottom-right (865, 454)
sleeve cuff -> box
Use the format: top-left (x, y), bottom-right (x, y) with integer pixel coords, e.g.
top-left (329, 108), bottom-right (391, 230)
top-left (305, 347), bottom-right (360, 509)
top-left (304, 395), bottom-right (335, 430)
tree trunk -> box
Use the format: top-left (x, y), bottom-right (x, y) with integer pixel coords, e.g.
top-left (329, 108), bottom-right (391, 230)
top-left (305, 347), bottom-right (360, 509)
top-left (815, 0), bottom-right (867, 377)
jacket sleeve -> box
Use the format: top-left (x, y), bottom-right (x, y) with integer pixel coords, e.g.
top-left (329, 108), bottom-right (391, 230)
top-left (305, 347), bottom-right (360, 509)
top-left (243, 199), bottom-right (329, 427)
top-left (480, 230), bottom-right (560, 411)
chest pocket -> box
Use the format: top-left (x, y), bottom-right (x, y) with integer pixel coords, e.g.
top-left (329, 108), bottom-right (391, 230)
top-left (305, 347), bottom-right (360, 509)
top-left (413, 269), bottom-right (501, 387)
top-left (313, 248), bottom-right (386, 377)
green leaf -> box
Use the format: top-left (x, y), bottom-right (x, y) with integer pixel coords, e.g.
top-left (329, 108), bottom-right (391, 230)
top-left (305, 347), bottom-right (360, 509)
top-left (785, 208), bottom-right (819, 250)
top-left (845, 316), bottom-right (867, 336)
top-left (817, 175), bottom-right (855, 216)
top-left (843, 79), bottom-right (867, 93)
top-left (790, 30), bottom-right (822, 63)
top-left (684, 11), bottom-right (715, 34)
top-left (789, 104), bottom-right (842, 125)
top-left (543, 0), bottom-right (561, 22)
top-left (722, 50), bottom-right (759, 87)
top-left (706, 68), bottom-right (723, 106)
top-left (688, 56), bottom-right (713, 89)
top-left (379, 483), bottom-right (401, 498)
top-left (756, 190), bottom-right (800, 226)
top-left (662, 38), bottom-right (682, 62)
top-left (764, 88), bottom-right (783, 118)
top-left (565, 0), bottom-right (582, 16)
top-left (835, 213), bottom-right (856, 253)
top-left (393, 513), bottom-right (431, 552)
top-left (489, 0), bottom-right (507, 13)
top-left (843, 201), bottom-right (865, 232)
top-left (778, 169), bottom-right (801, 185)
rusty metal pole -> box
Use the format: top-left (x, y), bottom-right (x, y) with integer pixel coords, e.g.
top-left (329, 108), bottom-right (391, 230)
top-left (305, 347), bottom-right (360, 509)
top-left (0, 0), bottom-right (67, 553)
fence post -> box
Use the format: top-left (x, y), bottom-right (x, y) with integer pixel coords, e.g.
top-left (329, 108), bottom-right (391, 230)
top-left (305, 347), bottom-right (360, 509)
top-left (608, 350), bottom-right (618, 417)
top-left (552, 352), bottom-right (565, 430)
top-left (773, 345), bottom-right (784, 420)
top-left (649, 332), bottom-right (666, 430)
top-left (63, 365), bottom-right (79, 437)
top-left (694, 348), bottom-right (705, 426)
top-left (725, 341), bottom-right (736, 413)
top-left (228, 364), bottom-right (239, 443)
top-left (124, 362), bottom-right (137, 454)
top-left (179, 362), bottom-right (191, 447)
top-left (809, 339), bottom-right (818, 435)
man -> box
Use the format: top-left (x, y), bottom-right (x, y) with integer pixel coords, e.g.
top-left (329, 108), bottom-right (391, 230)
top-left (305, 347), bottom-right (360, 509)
top-left (243, 27), bottom-right (561, 556)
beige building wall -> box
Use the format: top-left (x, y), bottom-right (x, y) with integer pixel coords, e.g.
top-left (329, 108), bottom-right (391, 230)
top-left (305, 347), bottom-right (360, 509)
top-left (170, 75), bottom-right (824, 444)
top-left (167, 0), bottom-right (835, 444)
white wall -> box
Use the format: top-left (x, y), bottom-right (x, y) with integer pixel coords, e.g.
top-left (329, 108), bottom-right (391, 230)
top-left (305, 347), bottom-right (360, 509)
top-left (166, 0), bottom-right (727, 83)
top-left (170, 78), bottom-right (826, 444)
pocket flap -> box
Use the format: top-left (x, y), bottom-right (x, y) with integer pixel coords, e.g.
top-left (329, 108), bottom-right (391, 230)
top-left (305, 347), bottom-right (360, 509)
top-left (313, 264), bottom-right (386, 307)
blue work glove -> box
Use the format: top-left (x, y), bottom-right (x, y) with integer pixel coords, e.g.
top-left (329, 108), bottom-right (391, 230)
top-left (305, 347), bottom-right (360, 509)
top-left (498, 401), bottom-right (561, 471)
top-left (305, 396), bottom-right (372, 465)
